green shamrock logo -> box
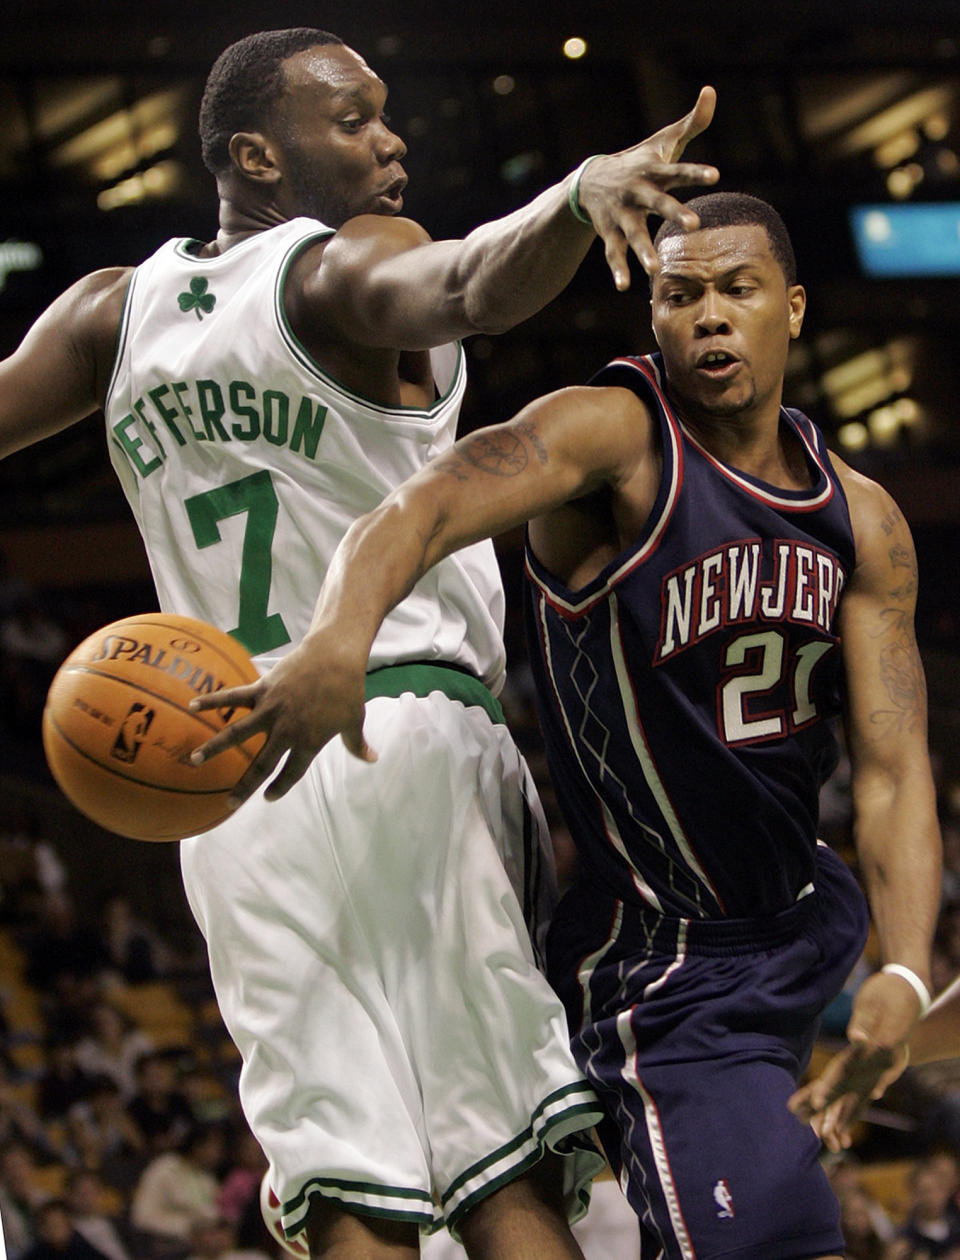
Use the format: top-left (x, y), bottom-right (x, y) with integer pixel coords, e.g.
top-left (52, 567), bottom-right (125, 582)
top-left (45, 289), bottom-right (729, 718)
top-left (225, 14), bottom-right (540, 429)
top-left (178, 276), bottom-right (216, 319)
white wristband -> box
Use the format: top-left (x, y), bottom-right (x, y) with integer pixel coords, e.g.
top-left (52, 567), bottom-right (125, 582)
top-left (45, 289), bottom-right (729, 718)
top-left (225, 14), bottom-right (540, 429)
top-left (881, 963), bottom-right (932, 1017)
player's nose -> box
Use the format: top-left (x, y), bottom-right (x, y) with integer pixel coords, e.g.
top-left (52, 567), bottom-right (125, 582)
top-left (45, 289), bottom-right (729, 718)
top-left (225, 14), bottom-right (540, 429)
top-left (694, 292), bottom-right (731, 335)
top-left (379, 123), bottom-right (406, 164)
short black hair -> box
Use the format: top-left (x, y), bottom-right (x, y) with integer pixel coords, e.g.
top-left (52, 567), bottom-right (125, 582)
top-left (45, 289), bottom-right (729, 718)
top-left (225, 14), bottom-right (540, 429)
top-left (199, 28), bottom-right (344, 176)
top-left (654, 192), bottom-right (797, 284)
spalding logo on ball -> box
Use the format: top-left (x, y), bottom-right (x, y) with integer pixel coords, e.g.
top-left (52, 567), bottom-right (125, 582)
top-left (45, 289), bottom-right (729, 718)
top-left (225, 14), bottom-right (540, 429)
top-left (42, 612), bottom-right (265, 842)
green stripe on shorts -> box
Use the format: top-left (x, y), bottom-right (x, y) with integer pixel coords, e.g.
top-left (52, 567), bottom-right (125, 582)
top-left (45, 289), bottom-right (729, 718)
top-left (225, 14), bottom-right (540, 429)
top-left (364, 662), bottom-right (505, 725)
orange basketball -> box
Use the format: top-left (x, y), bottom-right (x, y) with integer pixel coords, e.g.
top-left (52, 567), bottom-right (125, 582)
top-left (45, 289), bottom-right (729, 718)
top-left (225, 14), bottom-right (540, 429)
top-left (42, 612), bottom-right (266, 842)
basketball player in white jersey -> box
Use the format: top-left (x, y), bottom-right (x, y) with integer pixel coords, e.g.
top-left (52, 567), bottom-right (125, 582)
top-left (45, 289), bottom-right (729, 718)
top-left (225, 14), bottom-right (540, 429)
top-left (0, 27), bottom-right (719, 1260)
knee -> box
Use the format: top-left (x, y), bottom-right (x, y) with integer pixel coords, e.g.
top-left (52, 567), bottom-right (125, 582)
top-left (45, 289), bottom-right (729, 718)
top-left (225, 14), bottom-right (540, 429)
top-left (305, 1194), bottom-right (419, 1258)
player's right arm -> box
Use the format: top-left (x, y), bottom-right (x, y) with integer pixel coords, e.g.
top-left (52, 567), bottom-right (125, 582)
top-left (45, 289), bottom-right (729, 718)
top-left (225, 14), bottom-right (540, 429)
top-left (191, 384), bottom-right (654, 797)
top-left (294, 88), bottom-right (719, 352)
top-left (0, 268), bottom-right (130, 458)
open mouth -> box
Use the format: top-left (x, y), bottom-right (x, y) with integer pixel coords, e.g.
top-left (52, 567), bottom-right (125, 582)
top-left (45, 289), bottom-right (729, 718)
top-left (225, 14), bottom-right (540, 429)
top-left (379, 177), bottom-right (407, 209)
top-left (696, 350), bottom-right (740, 378)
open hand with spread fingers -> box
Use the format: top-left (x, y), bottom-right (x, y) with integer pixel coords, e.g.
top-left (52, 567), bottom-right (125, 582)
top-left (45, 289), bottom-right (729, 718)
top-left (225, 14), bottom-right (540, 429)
top-left (573, 85), bottom-right (718, 288)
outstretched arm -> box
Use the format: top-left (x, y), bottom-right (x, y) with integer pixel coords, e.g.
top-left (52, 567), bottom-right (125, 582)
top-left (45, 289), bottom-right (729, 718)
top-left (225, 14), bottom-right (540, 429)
top-left (305, 88), bottom-right (718, 350)
top-left (789, 465), bottom-right (941, 1148)
top-left (191, 385), bottom-right (651, 797)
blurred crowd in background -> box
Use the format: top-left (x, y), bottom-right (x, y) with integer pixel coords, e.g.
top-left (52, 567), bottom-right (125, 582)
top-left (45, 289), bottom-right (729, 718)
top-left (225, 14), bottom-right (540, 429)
top-left (2, 555), bottom-right (960, 1260)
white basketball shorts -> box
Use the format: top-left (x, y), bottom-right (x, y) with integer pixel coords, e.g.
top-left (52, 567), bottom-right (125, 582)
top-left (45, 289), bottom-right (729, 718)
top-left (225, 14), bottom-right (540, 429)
top-left (179, 678), bottom-right (604, 1240)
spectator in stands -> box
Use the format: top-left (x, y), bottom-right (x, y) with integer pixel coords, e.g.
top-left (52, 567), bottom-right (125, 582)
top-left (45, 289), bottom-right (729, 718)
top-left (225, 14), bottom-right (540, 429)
top-left (0, 1061), bottom-right (55, 1161)
top-left (176, 1066), bottom-right (232, 1128)
top-left (184, 1218), bottom-right (270, 1260)
top-left (97, 895), bottom-right (170, 987)
top-left (22, 1198), bottom-right (115, 1260)
top-left (887, 1155), bottom-right (960, 1259)
top-left (838, 1186), bottom-right (892, 1260)
top-left (72, 1003), bottom-right (152, 1102)
top-left (0, 588), bottom-right (69, 731)
top-left (25, 894), bottom-right (106, 1021)
top-left (126, 1052), bottom-right (194, 1155)
top-left (37, 1037), bottom-right (96, 1123)
top-left (64, 1077), bottom-right (144, 1190)
top-left (929, 1152), bottom-right (960, 1206)
top-left (214, 1127), bottom-right (266, 1232)
top-left (62, 1168), bottom-right (132, 1260)
top-left (0, 807), bottom-right (66, 929)
top-left (129, 1123), bottom-right (225, 1254)
top-left (828, 1155), bottom-right (895, 1246)
top-left (0, 1139), bottom-right (49, 1259)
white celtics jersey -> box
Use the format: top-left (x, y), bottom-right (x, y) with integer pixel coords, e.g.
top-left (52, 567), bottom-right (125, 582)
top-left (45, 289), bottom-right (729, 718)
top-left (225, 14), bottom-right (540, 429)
top-left (104, 217), bottom-right (506, 692)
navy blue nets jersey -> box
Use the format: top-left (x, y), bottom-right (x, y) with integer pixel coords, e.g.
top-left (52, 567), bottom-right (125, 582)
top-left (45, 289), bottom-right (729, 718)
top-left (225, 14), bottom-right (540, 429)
top-left (523, 353), bottom-right (857, 919)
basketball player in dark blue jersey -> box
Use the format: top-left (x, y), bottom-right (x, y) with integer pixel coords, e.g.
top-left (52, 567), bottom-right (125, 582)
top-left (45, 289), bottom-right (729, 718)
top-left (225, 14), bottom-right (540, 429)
top-left (196, 191), bottom-right (942, 1259)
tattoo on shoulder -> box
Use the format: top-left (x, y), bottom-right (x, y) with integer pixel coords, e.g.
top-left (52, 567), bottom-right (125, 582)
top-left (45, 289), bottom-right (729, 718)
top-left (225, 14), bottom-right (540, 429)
top-left (880, 505), bottom-right (903, 536)
top-left (461, 431), bottom-right (530, 477)
top-left (868, 542), bottom-right (918, 639)
top-left (889, 542), bottom-right (913, 570)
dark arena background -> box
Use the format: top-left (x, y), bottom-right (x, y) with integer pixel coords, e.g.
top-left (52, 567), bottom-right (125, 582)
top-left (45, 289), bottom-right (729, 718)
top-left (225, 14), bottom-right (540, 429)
top-left (1, 3), bottom-right (959, 1256)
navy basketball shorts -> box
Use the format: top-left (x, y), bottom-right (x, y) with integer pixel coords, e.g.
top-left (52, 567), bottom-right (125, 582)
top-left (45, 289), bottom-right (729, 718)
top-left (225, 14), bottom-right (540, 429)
top-left (547, 845), bottom-right (869, 1259)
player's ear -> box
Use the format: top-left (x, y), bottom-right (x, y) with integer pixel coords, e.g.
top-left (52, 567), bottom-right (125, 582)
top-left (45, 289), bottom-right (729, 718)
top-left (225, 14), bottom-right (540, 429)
top-left (787, 284), bottom-right (806, 339)
top-left (228, 131), bottom-right (282, 185)
top-left (650, 296), bottom-right (663, 349)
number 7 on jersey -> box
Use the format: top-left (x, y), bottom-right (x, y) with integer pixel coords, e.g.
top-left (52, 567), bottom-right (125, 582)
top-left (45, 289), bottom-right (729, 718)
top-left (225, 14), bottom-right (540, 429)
top-left (185, 470), bottom-right (291, 656)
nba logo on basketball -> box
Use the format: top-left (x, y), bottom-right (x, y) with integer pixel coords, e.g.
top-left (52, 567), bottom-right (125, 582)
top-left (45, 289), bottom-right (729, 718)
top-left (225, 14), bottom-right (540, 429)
top-left (111, 702), bottom-right (155, 763)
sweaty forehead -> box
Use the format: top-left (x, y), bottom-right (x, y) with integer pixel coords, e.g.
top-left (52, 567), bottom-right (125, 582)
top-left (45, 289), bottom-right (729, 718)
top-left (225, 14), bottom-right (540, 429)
top-left (282, 44), bottom-right (384, 101)
top-left (656, 224), bottom-right (774, 278)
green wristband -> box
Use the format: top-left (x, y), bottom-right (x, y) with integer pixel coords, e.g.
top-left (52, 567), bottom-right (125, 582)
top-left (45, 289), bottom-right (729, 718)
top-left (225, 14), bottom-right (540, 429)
top-left (568, 154), bottom-right (604, 227)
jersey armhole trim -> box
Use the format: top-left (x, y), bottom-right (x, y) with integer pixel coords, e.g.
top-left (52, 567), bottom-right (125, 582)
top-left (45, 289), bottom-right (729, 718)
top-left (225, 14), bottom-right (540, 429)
top-left (102, 268), bottom-right (137, 410)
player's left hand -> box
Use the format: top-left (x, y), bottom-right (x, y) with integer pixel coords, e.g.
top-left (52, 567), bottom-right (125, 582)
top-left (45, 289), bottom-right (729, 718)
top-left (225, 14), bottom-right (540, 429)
top-left (788, 1041), bottom-right (908, 1152)
top-left (187, 634), bottom-right (376, 806)
top-left (787, 968), bottom-right (919, 1151)
top-left (576, 85), bottom-right (719, 288)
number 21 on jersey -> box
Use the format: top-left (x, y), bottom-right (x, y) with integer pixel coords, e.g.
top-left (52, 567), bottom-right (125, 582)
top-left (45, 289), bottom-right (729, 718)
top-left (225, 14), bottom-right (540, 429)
top-left (719, 629), bottom-right (833, 744)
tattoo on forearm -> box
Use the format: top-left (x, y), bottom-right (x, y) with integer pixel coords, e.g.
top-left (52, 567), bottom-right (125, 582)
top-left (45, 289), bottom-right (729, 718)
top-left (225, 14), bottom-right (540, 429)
top-left (462, 431), bottom-right (530, 477)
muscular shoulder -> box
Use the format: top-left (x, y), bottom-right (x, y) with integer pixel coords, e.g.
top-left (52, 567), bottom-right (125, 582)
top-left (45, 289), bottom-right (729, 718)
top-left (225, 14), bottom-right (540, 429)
top-left (520, 383), bottom-right (655, 486)
top-left (57, 267), bottom-right (133, 401)
top-left (528, 383), bottom-right (659, 585)
top-left (286, 215), bottom-right (432, 327)
top-left (56, 266), bottom-right (132, 333)
top-left (828, 450), bottom-right (915, 582)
